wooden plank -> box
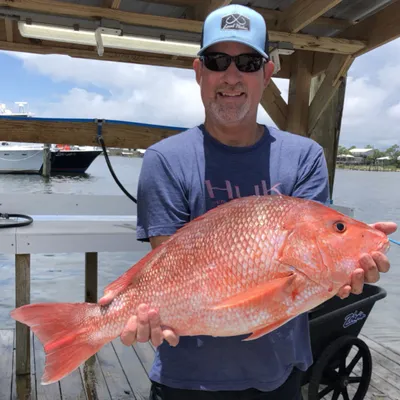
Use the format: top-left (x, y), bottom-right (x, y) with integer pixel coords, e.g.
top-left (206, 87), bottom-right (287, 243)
top-left (103, 0), bottom-right (121, 9)
top-left (80, 356), bottom-right (112, 400)
top-left (308, 54), bottom-right (353, 132)
top-left (14, 220), bottom-right (150, 254)
top-left (0, 193), bottom-right (137, 216)
top-left (192, 0), bottom-right (232, 20)
top-left (0, 330), bottom-right (13, 400)
top-left (308, 71), bottom-right (347, 197)
top-left (0, 117), bottom-right (182, 149)
top-left (15, 254), bottom-right (30, 377)
top-left (11, 330), bottom-right (37, 400)
top-left (140, 2), bottom-right (356, 32)
top-left (286, 50), bottom-right (313, 135)
top-left (0, 224), bottom-right (16, 254)
top-left (339, 0), bottom-right (400, 57)
top-left (0, 39), bottom-right (195, 69)
top-left (33, 335), bottom-right (62, 399)
top-left (0, 0), bottom-right (203, 34)
top-left (4, 18), bottom-right (13, 42)
top-left (261, 80), bottom-right (288, 130)
top-left (132, 342), bottom-right (156, 376)
top-left (59, 363), bottom-right (87, 400)
top-left (277, 0), bottom-right (343, 33)
top-left (0, 0), bottom-right (367, 55)
top-left (112, 340), bottom-right (152, 399)
top-left (96, 342), bottom-right (133, 399)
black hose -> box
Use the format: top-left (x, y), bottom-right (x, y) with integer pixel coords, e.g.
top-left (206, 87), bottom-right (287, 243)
top-left (96, 135), bottom-right (138, 204)
top-left (0, 213), bottom-right (33, 228)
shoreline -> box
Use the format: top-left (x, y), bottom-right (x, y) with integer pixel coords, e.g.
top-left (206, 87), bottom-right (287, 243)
top-left (336, 164), bottom-right (400, 172)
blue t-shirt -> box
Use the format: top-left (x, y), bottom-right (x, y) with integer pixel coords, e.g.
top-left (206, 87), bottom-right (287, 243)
top-left (136, 124), bottom-right (330, 392)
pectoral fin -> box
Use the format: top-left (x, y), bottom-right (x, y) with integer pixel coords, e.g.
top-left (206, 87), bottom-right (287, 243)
top-left (209, 273), bottom-right (296, 311)
top-left (243, 315), bottom-right (295, 341)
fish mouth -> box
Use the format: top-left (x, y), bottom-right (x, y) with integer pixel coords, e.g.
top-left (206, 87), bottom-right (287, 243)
top-left (376, 237), bottom-right (390, 254)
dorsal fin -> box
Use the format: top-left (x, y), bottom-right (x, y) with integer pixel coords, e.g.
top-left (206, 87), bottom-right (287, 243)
top-left (99, 240), bottom-right (168, 304)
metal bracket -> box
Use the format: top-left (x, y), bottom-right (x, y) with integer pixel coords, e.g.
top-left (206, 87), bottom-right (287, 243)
top-left (94, 27), bottom-right (122, 56)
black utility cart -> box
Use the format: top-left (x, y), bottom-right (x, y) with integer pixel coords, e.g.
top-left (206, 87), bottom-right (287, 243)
top-left (302, 283), bottom-right (387, 400)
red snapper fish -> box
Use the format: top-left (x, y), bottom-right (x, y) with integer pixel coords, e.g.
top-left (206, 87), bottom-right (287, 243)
top-left (10, 194), bottom-right (389, 385)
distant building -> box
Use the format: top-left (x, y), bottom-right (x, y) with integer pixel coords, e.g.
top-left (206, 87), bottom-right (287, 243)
top-left (348, 148), bottom-right (374, 157)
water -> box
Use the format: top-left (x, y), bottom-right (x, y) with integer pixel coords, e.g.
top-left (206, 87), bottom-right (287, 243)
top-left (0, 159), bottom-right (399, 353)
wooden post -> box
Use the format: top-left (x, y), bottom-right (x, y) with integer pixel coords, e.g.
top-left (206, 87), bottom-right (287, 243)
top-left (286, 50), bottom-right (313, 135)
top-left (85, 252), bottom-right (98, 364)
top-left (309, 74), bottom-right (347, 197)
top-left (42, 143), bottom-right (51, 177)
top-left (15, 254), bottom-right (30, 376)
top-left (85, 252), bottom-right (98, 303)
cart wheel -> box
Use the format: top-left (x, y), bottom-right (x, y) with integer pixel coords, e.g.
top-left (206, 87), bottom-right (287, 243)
top-left (307, 335), bottom-right (372, 400)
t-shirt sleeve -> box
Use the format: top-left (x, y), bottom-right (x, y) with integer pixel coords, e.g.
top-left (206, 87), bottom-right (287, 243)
top-left (291, 144), bottom-right (330, 205)
top-left (136, 148), bottom-right (190, 242)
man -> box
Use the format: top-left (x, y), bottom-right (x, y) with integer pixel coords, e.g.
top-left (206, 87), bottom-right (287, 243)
top-left (100, 4), bottom-right (396, 399)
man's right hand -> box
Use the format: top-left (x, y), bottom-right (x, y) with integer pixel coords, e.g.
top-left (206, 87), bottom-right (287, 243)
top-left (99, 297), bottom-right (179, 348)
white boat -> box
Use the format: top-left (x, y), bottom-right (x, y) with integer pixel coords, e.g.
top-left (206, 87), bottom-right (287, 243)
top-left (0, 142), bottom-right (44, 174)
top-left (0, 102), bottom-right (44, 174)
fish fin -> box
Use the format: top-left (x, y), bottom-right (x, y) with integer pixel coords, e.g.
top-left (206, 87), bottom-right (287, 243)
top-left (209, 273), bottom-right (296, 311)
top-left (10, 302), bottom-right (107, 385)
top-left (243, 316), bottom-right (295, 341)
top-left (100, 242), bottom-right (167, 304)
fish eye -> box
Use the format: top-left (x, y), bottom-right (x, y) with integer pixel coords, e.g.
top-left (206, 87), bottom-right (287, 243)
top-left (334, 221), bottom-right (346, 233)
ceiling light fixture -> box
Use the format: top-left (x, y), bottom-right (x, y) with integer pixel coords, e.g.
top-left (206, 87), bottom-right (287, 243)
top-left (17, 21), bottom-right (201, 58)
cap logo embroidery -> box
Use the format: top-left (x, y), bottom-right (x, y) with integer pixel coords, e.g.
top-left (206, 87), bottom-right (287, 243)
top-left (221, 14), bottom-right (250, 31)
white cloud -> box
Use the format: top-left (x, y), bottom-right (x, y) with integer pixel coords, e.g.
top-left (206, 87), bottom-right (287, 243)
top-left (3, 38), bottom-right (400, 150)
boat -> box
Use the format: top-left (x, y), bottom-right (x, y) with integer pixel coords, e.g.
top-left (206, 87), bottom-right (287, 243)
top-left (0, 103), bottom-right (102, 174)
top-left (48, 144), bottom-right (103, 174)
top-left (0, 141), bottom-right (44, 174)
top-left (0, 103), bottom-right (44, 174)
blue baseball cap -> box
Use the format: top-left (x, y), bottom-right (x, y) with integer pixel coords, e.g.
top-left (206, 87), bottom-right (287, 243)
top-left (198, 4), bottom-right (269, 59)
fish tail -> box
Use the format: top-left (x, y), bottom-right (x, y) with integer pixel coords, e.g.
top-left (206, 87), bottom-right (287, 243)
top-left (10, 302), bottom-right (106, 385)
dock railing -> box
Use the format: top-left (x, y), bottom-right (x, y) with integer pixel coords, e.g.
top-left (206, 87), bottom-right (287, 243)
top-left (0, 193), bottom-right (151, 378)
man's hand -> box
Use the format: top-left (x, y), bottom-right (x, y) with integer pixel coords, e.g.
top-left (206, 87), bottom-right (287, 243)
top-left (98, 297), bottom-right (180, 348)
top-left (337, 221), bottom-right (397, 299)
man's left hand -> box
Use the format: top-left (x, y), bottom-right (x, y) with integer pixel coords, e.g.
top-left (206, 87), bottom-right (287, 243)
top-left (337, 221), bottom-right (397, 299)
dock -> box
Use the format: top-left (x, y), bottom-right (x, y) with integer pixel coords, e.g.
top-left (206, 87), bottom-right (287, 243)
top-left (1, 329), bottom-right (399, 400)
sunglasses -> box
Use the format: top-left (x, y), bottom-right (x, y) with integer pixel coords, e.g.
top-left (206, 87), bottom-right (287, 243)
top-left (200, 52), bottom-right (267, 73)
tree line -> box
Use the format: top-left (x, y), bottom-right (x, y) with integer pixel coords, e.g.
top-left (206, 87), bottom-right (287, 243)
top-left (338, 144), bottom-right (400, 165)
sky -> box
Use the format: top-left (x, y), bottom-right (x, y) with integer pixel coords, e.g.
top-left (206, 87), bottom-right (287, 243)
top-left (1, 35), bottom-right (400, 150)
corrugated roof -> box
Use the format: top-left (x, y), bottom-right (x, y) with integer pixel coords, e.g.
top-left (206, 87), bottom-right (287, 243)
top-left (0, 0), bottom-right (395, 40)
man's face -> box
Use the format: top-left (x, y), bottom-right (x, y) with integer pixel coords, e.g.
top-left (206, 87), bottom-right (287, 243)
top-left (193, 41), bottom-right (274, 125)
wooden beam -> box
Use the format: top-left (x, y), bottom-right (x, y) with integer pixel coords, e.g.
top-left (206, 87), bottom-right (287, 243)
top-left (338, 0), bottom-right (400, 57)
top-left (193, 0), bottom-right (231, 20)
top-left (260, 80), bottom-right (288, 130)
top-left (0, 39), bottom-right (195, 69)
top-left (312, 53), bottom-right (333, 76)
top-left (0, 0), bottom-right (367, 54)
top-left (0, 36), bottom-right (290, 77)
top-left (0, 117), bottom-right (183, 148)
top-left (309, 75), bottom-right (347, 197)
top-left (0, 0), bottom-right (202, 33)
top-left (277, 0), bottom-right (343, 33)
top-left (308, 53), bottom-right (353, 132)
top-left (103, 0), bottom-right (121, 9)
top-left (4, 18), bottom-right (13, 42)
top-left (286, 50), bottom-right (313, 135)
top-left (253, 7), bottom-right (354, 31)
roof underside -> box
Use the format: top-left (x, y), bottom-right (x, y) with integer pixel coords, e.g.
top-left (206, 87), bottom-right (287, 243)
top-left (0, 0), bottom-right (399, 75)
top-left (0, 0), bottom-right (395, 40)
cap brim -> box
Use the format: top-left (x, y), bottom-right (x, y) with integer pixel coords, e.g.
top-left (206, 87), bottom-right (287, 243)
top-left (197, 38), bottom-right (269, 59)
